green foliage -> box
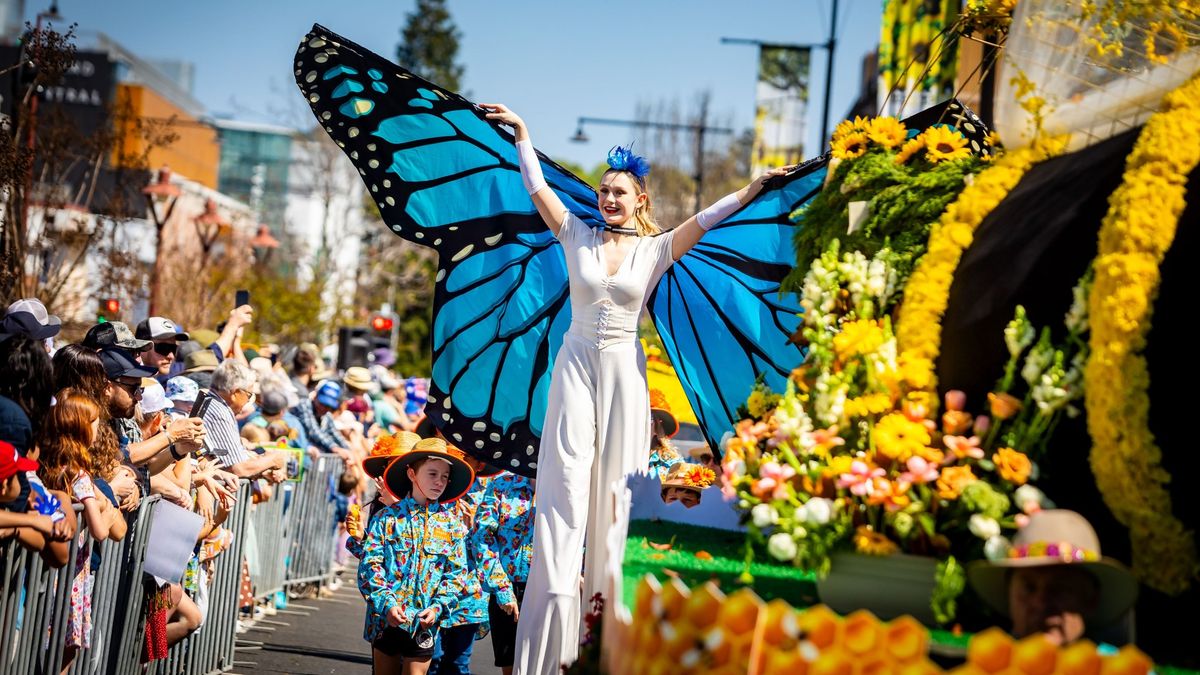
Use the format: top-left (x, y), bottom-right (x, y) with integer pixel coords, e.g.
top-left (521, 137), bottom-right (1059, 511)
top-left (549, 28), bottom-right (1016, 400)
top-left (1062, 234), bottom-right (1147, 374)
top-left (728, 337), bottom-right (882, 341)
top-left (783, 149), bottom-right (981, 293)
top-left (932, 555), bottom-right (967, 625)
top-left (396, 0), bottom-right (464, 91)
top-left (240, 269), bottom-right (325, 346)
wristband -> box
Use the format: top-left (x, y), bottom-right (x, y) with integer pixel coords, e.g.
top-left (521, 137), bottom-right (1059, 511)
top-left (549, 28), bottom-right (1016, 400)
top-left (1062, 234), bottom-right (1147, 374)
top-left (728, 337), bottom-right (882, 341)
top-left (515, 140), bottom-right (547, 196)
top-left (170, 444), bottom-right (185, 461)
top-left (696, 193), bottom-right (743, 231)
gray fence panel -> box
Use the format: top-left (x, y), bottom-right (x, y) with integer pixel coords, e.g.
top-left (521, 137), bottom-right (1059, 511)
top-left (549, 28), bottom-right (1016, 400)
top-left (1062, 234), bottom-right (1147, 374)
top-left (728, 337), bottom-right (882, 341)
top-left (4, 456), bottom-right (346, 675)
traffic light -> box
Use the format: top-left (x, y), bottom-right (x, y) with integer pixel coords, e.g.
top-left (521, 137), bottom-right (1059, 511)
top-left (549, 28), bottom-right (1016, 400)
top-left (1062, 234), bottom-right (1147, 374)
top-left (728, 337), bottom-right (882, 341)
top-left (97, 298), bottom-right (120, 323)
top-left (369, 314), bottom-right (394, 352)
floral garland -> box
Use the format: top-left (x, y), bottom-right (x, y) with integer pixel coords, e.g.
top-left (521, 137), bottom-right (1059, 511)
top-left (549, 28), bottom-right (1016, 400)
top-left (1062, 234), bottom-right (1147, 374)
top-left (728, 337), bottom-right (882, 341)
top-left (895, 136), bottom-right (1066, 392)
top-left (1085, 73), bottom-right (1200, 594)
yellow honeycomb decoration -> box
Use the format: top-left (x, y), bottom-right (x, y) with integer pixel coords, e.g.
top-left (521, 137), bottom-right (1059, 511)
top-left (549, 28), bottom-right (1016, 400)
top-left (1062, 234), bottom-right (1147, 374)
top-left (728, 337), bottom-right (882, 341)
top-left (602, 575), bottom-right (1154, 675)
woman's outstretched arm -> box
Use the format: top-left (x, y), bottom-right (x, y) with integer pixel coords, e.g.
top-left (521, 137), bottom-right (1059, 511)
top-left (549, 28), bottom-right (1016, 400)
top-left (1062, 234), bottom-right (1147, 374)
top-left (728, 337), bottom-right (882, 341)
top-left (669, 165), bottom-right (793, 261)
top-left (480, 103), bottom-right (570, 237)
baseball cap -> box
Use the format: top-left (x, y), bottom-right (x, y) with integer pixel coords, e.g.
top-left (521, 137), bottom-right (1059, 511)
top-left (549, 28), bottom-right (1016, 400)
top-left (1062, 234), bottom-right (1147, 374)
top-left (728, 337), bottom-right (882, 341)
top-left (98, 348), bottom-right (157, 381)
top-left (0, 440), bottom-right (39, 481)
top-left (164, 376), bottom-right (199, 403)
top-left (135, 317), bottom-right (189, 342)
top-left (0, 298), bottom-right (61, 342)
top-left (139, 382), bottom-right (172, 414)
top-left (82, 322), bottom-right (152, 352)
top-left (314, 380), bottom-right (342, 409)
top-left (259, 389), bottom-right (289, 416)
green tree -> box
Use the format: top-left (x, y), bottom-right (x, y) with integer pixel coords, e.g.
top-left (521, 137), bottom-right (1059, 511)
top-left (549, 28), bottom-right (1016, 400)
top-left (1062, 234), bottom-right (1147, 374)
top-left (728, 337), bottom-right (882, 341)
top-left (396, 0), bottom-right (464, 91)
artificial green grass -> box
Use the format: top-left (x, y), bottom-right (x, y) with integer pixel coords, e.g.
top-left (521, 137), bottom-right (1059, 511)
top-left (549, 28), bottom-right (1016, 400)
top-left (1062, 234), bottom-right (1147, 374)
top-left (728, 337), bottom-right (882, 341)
top-left (622, 519), bottom-right (818, 611)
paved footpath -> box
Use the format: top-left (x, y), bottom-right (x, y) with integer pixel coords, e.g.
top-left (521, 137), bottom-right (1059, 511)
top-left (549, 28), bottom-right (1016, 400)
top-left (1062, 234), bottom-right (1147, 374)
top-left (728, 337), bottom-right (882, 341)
top-left (232, 575), bottom-right (501, 675)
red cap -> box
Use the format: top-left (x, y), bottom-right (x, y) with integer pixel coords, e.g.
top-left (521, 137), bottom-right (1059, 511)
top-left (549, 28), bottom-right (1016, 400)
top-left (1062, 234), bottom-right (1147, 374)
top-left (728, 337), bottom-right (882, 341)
top-left (0, 440), bottom-right (38, 481)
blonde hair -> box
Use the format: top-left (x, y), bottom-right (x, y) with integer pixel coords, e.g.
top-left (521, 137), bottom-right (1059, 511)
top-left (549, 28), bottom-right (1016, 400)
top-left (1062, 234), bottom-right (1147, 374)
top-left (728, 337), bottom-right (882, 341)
top-left (603, 169), bottom-right (661, 237)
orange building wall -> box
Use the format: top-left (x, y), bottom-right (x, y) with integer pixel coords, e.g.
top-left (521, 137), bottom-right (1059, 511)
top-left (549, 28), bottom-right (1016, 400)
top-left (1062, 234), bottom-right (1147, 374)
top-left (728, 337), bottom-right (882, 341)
top-left (114, 84), bottom-right (219, 189)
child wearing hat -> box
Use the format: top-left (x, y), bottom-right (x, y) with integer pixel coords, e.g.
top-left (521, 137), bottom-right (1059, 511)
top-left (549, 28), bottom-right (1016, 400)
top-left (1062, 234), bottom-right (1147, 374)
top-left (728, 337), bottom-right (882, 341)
top-left (476, 470), bottom-right (535, 675)
top-left (648, 397), bottom-right (683, 479)
top-left (430, 451), bottom-right (515, 675)
top-left (357, 437), bottom-right (474, 675)
top-left (659, 462), bottom-right (717, 509)
top-left (345, 431), bottom-right (421, 558)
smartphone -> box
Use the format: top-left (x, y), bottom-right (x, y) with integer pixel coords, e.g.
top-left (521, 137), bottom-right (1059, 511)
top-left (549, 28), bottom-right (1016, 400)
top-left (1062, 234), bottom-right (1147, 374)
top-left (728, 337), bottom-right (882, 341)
top-left (235, 289), bottom-right (250, 309)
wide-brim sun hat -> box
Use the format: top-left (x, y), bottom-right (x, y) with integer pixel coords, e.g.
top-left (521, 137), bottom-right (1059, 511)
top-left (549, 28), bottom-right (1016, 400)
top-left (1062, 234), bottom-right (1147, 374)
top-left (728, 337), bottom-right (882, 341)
top-left (382, 437), bottom-right (475, 503)
top-left (343, 366), bottom-right (374, 392)
top-left (660, 462), bottom-right (716, 494)
top-left (967, 509), bottom-right (1138, 627)
top-left (362, 430), bottom-right (420, 478)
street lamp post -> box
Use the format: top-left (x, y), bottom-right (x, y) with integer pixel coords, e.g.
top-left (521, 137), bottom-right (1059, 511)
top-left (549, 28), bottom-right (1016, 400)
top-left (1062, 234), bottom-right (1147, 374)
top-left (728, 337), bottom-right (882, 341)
top-left (722, 0), bottom-right (840, 154)
top-left (571, 116), bottom-right (734, 213)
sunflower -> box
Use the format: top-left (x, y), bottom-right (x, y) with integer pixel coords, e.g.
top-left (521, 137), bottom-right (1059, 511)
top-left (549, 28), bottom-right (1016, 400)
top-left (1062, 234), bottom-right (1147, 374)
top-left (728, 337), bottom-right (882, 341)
top-left (867, 117), bottom-right (907, 149)
top-left (832, 131), bottom-right (869, 160)
top-left (921, 126), bottom-right (971, 163)
top-left (873, 412), bottom-right (931, 462)
top-left (893, 136), bottom-right (926, 165)
top-left (831, 115), bottom-right (871, 143)
top-left (854, 526), bottom-right (899, 556)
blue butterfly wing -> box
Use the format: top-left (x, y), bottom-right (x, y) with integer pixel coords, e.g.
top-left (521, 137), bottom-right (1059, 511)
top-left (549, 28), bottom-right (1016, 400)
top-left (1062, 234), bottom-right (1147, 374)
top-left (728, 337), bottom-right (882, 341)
top-left (650, 156), bottom-right (827, 452)
top-left (294, 24), bottom-right (600, 476)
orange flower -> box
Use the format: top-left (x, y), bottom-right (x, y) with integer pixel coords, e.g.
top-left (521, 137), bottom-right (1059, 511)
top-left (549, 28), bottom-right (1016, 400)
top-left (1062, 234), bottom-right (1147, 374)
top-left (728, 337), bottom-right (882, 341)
top-left (988, 392), bottom-right (1023, 420)
top-left (866, 477), bottom-right (911, 512)
top-left (936, 465), bottom-right (978, 500)
top-left (942, 410), bottom-right (974, 435)
top-left (994, 447), bottom-right (1032, 485)
top-left (913, 446), bottom-right (946, 465)
top-left (371, 434), bottom-right (399, 457)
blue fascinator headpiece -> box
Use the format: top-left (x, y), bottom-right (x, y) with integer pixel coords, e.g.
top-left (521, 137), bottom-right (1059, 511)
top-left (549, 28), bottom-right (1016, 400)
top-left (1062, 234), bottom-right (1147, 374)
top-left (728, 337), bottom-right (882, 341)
top-left (606, 145), bottom-right (650, 180)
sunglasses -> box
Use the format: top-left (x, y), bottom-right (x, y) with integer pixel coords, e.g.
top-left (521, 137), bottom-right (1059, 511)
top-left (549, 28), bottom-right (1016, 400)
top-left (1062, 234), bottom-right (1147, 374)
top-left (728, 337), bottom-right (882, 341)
top-left (114, 379), bottom-right (144, 396)
top-left (153, 342), bottom-right (177, 357)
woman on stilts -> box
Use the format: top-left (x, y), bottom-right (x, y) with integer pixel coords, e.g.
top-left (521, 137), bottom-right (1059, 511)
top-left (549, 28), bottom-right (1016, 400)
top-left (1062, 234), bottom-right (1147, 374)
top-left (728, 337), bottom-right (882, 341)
top-left (480, 103), bottom-right (790, 675)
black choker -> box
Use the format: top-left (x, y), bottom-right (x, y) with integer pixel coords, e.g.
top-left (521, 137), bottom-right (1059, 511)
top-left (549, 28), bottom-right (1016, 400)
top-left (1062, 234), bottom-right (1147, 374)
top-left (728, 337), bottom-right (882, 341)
top-left (603, 226), bottom-right (638, 235)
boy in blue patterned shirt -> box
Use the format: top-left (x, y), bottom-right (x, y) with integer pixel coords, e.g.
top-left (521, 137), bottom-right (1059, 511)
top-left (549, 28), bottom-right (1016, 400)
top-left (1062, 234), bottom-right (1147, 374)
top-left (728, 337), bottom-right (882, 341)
top-left (357, 438), bottom-right (475, 675)
top-left (475, 470), bottom-right (535, 675)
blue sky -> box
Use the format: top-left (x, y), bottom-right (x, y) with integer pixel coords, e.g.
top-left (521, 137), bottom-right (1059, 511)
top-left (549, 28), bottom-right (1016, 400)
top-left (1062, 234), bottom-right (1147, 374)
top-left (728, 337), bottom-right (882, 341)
top-left (28, 0), bottom-right (882, 167)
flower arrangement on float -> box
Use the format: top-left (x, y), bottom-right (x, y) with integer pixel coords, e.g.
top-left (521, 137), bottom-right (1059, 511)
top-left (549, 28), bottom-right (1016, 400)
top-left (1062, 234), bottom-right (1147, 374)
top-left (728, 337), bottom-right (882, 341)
top-left (722, 202), bottom-right (1089, 623)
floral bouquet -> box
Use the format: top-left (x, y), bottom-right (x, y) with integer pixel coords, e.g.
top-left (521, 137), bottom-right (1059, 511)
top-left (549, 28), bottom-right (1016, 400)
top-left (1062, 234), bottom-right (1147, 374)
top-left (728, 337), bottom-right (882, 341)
top-left (721, 244), bottom-right (1074, 623)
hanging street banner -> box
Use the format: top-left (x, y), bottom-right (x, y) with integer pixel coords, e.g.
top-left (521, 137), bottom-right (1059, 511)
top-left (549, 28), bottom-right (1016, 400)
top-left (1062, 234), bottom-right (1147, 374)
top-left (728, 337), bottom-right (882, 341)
top-left (752, 46), bottom-right (811, 174)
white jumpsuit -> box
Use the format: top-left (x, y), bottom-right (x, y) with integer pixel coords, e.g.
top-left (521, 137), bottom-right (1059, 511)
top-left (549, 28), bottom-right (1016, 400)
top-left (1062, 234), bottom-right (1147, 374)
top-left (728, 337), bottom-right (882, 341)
top-left (513, 211), bottom-right (676, 674)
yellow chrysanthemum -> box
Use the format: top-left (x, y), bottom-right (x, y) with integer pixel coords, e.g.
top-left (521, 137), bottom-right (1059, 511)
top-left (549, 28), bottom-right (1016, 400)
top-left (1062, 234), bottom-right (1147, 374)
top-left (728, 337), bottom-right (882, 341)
top-left (843, 393), bottom-right (893, 418)
top-left (921, 126), bottom-right (971, 163)
top-left (832, 319), bottom-right (886, 360)
top-left (893, 136), bottom-right (925, 165)
top-left (867, 116), bottom-right (907, 149)
top-left (746, 390), bottom-right (768, 419)
top-left (873, 412), bottom-right (931, 462)
top-left (854, 526), bottom-right (899, 556)
top-left (832, 131), bottom-right (869, 160)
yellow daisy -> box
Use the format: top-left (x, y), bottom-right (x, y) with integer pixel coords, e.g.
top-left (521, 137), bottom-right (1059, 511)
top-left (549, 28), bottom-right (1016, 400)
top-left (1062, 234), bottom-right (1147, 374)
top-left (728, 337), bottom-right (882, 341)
top-left (873, 412), bottom-right (931, 462)
top-left (831, 131), bottom-right (869, 160)
top-left (921, 126), bottom-right (971, 163)
top-left (867, 117), bottom-right (907, 149)
top-left (832, 319), bottom-right (886, 359)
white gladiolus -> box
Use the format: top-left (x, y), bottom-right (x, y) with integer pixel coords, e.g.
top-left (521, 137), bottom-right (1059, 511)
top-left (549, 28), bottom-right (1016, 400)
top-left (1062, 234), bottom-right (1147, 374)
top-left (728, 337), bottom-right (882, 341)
top-left (803, 498), bottom-right (833, 525)
top-left (767, 533), bottom-right (798, 562)
top-left (751, 504), bottom-right (778, 528)
top-left (984, 536), bottom-right (1010, 561)
top-left (969, 514), bottom-right (1001, 540)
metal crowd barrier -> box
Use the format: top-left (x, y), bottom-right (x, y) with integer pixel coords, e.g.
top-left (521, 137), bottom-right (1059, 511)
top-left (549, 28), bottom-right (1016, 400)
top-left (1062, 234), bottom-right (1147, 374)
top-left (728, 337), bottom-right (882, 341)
top-left (1, 455), bottom-right (346, 675)
top-left (282, 455), bottom-right (344, 590)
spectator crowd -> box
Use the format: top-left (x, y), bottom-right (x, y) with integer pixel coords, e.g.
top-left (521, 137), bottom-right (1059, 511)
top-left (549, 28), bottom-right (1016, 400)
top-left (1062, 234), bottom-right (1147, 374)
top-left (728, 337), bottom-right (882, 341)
top-left (0, 297), bottom-right (445, 672)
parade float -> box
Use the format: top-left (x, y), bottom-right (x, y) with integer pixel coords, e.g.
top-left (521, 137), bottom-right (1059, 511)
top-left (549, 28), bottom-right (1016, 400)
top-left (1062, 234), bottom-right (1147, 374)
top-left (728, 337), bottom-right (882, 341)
top-left (599, 0), bottom-right (1200, 672)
